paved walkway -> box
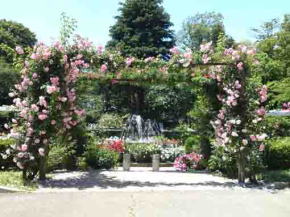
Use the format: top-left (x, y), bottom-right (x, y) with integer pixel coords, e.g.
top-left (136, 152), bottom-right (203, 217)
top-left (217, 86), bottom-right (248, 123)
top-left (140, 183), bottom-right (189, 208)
top-left (1, 168), bottom-right (290, 217)
top-left (37, 167), bottom-right (242, 192)
top-left (1, 190), bottom-right (290, 217)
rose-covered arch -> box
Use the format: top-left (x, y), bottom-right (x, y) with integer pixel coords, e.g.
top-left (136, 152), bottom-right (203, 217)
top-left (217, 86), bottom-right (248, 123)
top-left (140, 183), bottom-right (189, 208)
top-left (7, 37), bottom-right (267, 183)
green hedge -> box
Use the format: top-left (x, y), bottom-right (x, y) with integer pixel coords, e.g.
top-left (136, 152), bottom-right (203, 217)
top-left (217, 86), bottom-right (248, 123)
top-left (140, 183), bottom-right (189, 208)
top-left (0, 138), bottom-right (17, 170)
top-left (84, 141), bottom-right (119, 169)
top-left (266, 137), bottom-right (290, 170)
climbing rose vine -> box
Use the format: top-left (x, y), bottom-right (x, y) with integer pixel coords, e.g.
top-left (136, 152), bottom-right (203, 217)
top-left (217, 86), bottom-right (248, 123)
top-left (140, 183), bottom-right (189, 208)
top-left (6, 39), bottom-right (89, 179)
top-left (4, 33), bottom-right (267, 183)
top-left (205, 44), bottom-right (268, 183)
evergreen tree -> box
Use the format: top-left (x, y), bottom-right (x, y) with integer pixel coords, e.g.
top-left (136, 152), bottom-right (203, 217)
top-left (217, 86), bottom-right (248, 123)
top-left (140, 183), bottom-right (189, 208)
top-left (107, 0), bottom-right (175, 58)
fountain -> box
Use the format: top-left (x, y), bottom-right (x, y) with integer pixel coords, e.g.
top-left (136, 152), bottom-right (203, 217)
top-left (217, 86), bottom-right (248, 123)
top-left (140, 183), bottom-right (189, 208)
top-left (121, 114), bottom-right (161, 143)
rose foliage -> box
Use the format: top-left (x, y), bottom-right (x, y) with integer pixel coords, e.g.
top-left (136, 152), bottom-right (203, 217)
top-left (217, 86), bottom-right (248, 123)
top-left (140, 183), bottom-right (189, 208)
top-left (3, 35), bottom-right (266, 181)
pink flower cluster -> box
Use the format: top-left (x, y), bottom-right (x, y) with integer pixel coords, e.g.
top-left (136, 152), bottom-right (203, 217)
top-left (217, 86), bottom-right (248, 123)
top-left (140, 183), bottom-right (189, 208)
top-left (8, 39), bottom-right (91, 170)
top-left (221, 83), bottom-right (241, 107)
top-left (74, 35), bottom-right (93, 50)
top-left (258, 85), bottom-right (268, 103)
top-left (169, 46), bottom-right (180, 55)
top-left (125, 57), bottom-right (135, 66)
top-left (30, 43), bottom-right (52, 61)
top-left (200, 41), bottom-right (212, 52)
top-left (173, 152), bottom-right (203, 171)
top-left (282, 102), bottom-right (290, 110)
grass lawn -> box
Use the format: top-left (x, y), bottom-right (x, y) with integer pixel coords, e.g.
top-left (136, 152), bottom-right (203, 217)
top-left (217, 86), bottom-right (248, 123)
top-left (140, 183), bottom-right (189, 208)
top-left (261, 169), bottom-right (290, 183)
top-left (0, 171), bottom-right (37, 191)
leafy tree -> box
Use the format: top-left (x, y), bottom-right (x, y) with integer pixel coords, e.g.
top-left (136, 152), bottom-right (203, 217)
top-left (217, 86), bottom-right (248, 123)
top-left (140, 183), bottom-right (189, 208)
top-left (107, 0), bottom-right (175, 58)
top-left (255, 15), bottom-right (290, 82)
top-left (0, 58), bottom-right (19, 105)
top-left (0, 19), bottom-right (37, 62)
top-left (177, 12), bottom-right (234, 51)
top-left (252, 18), bottom-right (280, 40)
top-left (143, 84), bottom-right (195, 125)
top-left (254, 14), bottom-right (290, 108)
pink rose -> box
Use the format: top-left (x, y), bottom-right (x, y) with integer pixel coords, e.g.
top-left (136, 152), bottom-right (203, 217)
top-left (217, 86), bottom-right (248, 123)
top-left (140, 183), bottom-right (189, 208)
top-left (16, 162), bottom-right (24, 169)
top-left (50, 77), bottom-right (59, 86)
top-left (237, 62), bottom-right (243, 71)
top-left (125, 57), bottom-right (135, 66)
top-left (31, 104), bottom-right (39, 112)
top-left (169, 46), bottom-right (180, 55)
top-left (242, 139), bottom-right (248, 145)
top-left (47, 85), bottom-right (59, 94)
top-left (51, 120), bottom-right (56, 125)
top-left (16, 46), bottom-right (24, 54)
top-left (38, 148), bottom-right (45, 156)
top-left (100, 64), bottom-right (107, 73)
top-left (38, 113), bottom-right (48, 121)
top-left (259, 144), bottom-right (265, 152)
top-left (44, 67), bottom-right (49, 72)
top-left (256, 107), bottom-right (266, 116)
top-left (21, 144), bottom-right (28, 152)
top-left (250, 135), bottom-right (257, 141)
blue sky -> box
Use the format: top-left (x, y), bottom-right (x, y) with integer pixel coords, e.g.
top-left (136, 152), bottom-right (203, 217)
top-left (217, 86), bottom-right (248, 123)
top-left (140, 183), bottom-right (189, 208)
top-left (1, 0), bottom-right (289, 46)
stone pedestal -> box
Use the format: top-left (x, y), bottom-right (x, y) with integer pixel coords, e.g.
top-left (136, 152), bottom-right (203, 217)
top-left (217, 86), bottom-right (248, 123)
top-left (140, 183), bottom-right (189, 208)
top-left (123, 153), bottom-right (131, 171)
top-left (152, 154), bottom-right (160, 172)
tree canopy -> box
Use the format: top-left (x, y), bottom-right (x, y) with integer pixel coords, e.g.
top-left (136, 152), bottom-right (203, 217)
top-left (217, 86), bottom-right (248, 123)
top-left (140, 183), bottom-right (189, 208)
top-left (178, 12), bottom-right (234, 51)
top-left (0, 19), bottom-right (37, 62)
top-left (106, 0), bottom-right (175, 58)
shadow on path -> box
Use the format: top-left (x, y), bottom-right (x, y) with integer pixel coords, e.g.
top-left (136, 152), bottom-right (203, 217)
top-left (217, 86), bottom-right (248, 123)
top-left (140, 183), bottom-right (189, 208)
top-left (39, 170), bottom-right (275, 191)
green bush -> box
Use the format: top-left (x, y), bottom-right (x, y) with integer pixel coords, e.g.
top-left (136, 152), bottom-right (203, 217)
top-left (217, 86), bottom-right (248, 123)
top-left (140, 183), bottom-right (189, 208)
top-left (47, 143), bottom-right (76, 172)
top-left (125, 143), bottom-right (160, 163)
top-left (0, 138), bottom-right (16, 170)
top-left (184, 136), bottom-right (200, 154)
top-left (84, 141), bottom-right (119, 169)
top-left (95, 148), bottom-right (119, 169)
top-left (209, 145), bottom-right (265, 179)
top-left (266, 137), bottom-right (290, 170)
top-left (208, 146), bottom-right (238, 178)
top-left (264, 116), bottom-right (290, 138)
top-left (97, 113), bottom-right (127, 129)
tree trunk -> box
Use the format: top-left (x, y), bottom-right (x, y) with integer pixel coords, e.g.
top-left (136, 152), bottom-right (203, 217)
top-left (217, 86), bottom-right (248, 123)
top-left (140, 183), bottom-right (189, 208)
top-left (38, 155), bottom-right (47, 180)
top-left (237, 151), bottom-right (246, 184)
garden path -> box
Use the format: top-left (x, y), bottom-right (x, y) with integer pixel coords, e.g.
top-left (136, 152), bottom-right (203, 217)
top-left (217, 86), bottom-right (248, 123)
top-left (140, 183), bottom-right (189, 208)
top-left (36, 167), bottom-right (281, 192)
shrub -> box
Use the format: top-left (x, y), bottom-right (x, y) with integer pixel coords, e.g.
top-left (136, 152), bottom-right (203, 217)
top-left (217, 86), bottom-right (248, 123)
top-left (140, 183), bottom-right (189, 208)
top-left (125, 143), bottom-right (160, 163)
top-left (209, 145), bottom-right (265, 179)
top-left (173, 152), bottom-right (203, 171)
top-left (264, 116), bottom-right (290, 137)
top-left (97, 113), bottom-right (126, 129)
top-left (208, 146), bottom-right (238, 178)
top-left (266, 137), bottom-right (290, 170)
top-left (159, 146), bottom-right (184, 162)
top-left (84, 141), bottom-right (119, 169)
top-left (106, 140), bottom-right (124, 153)
top-left (0, 138), bottom-right (17, 170)
top-left (184, 136), bottom-right (200, 154)
top-left (95, 148), bottom-right (119, 169)
top-left (47, 143), bottom-right (76, 172)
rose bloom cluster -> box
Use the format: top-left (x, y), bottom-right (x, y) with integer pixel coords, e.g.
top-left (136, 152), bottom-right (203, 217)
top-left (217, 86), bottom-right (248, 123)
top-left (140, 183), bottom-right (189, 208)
top-left (173, 152), bottom-right (203, 171)
top-left (208, 44), bottom-right (268, 152)
top-left (282, 102), bottom-right (290, 110)
top-left (5, 38), bottom-right (91, 170)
